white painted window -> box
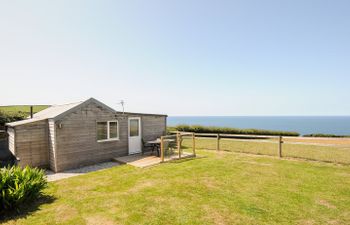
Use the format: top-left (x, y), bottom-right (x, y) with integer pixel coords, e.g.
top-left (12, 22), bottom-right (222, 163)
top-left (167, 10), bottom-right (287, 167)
top-left (97, 120), bottom-right (119, 142)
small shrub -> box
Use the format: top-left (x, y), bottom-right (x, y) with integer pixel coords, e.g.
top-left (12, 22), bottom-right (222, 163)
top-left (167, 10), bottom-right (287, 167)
top-left (172, 124), bottom-right (300, 136)
top-left (0, 166), bottom-right (47, 213)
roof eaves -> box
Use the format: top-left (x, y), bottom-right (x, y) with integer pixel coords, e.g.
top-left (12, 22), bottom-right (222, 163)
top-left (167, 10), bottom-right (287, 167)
top-left (123, 112), bottom-right (168, 117)
top-left (6, 118), bottom-right (47, 127)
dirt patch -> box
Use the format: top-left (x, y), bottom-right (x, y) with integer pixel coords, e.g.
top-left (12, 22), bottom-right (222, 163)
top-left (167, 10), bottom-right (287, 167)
top-left (317, 199), bottom-right (336, 209)
top-left (241, 161), bottom-right (272, 167)
top-left (328, 220), bottom-right (340, 225)
top-left (55, 204), bottom-right (78, 222)
top-left (127, 180), bottom-right (158, 194)
top-left (85, 215), bottom-right (115, 225)
top-left (201, 177), bottom-right (220, 190)
top-left (297, 219), bottom-right (315, 225)
top-left (215, 151), bottom-right (227, 158)
top-left (336, 172), bottom-right (350, 177)
top-left (285, 137), bottom-right (350, 146)
top-left (203, 205), bottom-right (230, 225)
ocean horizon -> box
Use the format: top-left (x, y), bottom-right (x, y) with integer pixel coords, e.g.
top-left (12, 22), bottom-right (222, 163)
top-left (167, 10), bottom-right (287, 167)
top-left (167, 116), bottom-right (350, 135)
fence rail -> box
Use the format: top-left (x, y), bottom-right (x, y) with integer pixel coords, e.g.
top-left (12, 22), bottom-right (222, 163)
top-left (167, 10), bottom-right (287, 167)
top-left (174, 131), bottom-right (282, 139)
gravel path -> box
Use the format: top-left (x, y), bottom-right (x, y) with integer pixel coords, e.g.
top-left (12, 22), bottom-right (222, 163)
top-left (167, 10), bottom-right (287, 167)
top-left (46, 161), bottom-right (120, 182)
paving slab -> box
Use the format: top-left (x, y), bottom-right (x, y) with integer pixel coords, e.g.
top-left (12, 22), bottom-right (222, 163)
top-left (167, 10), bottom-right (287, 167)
top-left (46, 161), bottom-right (120, 182)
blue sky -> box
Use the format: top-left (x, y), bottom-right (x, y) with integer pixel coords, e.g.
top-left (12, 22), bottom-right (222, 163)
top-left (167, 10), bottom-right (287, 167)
top-left (0, 0), bottom-right (349, 116)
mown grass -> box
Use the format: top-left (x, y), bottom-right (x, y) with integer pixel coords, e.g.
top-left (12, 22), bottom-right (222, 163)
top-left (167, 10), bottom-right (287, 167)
top-left (182, 137), bottom-right (350, 164)
top-left (0, 105), bottom-right (50, 114)
top-left (2, 150), bottom-right (350, 225)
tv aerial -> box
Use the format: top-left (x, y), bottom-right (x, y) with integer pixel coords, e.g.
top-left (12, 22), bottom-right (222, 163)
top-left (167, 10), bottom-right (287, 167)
top-left (117, 100), bottom-right (125, 114)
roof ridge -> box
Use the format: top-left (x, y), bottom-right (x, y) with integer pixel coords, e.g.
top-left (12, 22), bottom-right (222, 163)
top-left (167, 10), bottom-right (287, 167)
top-left (50, 101), bottom-right (84, 107)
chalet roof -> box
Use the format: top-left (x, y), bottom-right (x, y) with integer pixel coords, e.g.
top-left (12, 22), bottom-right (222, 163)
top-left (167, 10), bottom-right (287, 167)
top-left (32, 101), bottom-right (83, 120)
top-left (6, 98), bottom-right (166, 127)
top-left (6, 100), bottom-right (84, 127)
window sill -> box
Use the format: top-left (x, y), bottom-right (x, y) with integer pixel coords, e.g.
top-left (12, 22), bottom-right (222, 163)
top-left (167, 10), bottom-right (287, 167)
top-left (97, 138), bottom-right (119, 143)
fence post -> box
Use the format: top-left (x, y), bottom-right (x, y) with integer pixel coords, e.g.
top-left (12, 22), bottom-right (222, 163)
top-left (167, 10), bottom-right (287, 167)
top-left (216, 134), bottom-right (220, 151)
top-left (161, 136), bottom-right (164, 162)
top-left (30, 106), bottom-right (33, 118)
top-left (192, 132), bottom-right (196, 157)
top-left (177, 132), bottom-right (181, 159)
top-left (278, 136), bottom-right (283, 158)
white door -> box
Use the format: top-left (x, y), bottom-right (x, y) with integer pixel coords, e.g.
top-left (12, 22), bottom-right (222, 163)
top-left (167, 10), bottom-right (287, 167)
top-left (128, 117), bottom-right (142, 154)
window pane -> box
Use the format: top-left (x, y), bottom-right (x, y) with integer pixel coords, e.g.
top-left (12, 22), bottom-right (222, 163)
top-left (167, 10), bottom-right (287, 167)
top-left (97, 122), bottom-right (107, 140)
top-left (109, 122), bottom-right (118, 139)
top-left (129, 119), bottom-right (139, 137)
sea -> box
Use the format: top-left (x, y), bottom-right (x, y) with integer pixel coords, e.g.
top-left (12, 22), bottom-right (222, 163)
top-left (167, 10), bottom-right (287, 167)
top-left (167, 116), bottom-right (350, 135)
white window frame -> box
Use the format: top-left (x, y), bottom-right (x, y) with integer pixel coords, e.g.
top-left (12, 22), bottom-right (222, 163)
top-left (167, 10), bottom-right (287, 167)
top-left (97, 120), bottom-right (119, 142)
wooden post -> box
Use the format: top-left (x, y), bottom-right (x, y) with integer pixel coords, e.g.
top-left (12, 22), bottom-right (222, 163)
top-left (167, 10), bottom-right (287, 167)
top-left (216, 134), bottom-right (220, 151)
top-left (160, 136), bottom-right (164, 162)
top-left (278, 136), bottom-right (283, 158)
top-left (177, 132), bottom-right (181, 159)
top-left (192, 132), bottom-right (196, 157)
top-left (30, 106), bottom-right (33, 118)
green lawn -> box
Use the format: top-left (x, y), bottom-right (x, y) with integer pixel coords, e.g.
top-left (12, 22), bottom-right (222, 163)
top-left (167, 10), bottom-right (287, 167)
top-left (2, 150), bottom-right (350, 225)
top-left (0, 105), bottom-right (50, 114)
top-left (182, 137), bottom-right (350, 164)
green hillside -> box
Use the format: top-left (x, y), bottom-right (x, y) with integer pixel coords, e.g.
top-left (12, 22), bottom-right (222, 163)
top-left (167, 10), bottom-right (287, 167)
top-left (0, 105), bottom-right (50, 127)
top-left (0, 105), bottom-right (50, 114)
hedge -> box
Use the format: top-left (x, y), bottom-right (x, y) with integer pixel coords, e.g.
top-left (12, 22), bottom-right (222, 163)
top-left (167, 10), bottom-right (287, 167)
top-left (0, 110), bottom-right (27, 127)
top-left (171, 124), bottom-right (300, 136)
top-left (303, 133), bottom-right (350, 138)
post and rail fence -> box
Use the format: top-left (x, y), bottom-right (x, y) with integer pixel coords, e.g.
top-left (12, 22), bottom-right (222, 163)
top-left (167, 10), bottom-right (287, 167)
top-left (161, 131), bottom-right (349, 165)
top-left (159, 132), bottom-right (197, 162)
top-left (167, 131), bottom-right (284, 158)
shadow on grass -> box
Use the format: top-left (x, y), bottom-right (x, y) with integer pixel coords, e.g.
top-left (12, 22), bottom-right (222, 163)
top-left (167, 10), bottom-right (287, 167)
top-left (0, 194), bottom-right (56, 223)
